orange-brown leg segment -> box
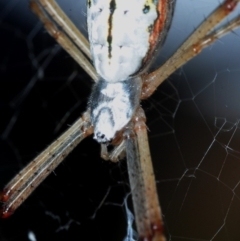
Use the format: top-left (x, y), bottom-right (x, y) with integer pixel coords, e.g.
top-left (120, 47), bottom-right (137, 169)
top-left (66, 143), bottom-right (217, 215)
top-left (141, 0), bottom-right (240, 99)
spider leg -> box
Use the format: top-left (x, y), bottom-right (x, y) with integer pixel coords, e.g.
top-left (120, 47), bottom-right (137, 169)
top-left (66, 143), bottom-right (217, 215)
top-left (37, 0), bottom-right (91, 58)
top-left (142, 0), bottom-right (240, 99)
top-left (0, 111), bottom-right (93, 218)
top-left (100, 141), bottom-right (126, 162)
top-left (39, 0), bottom-right (91, 59)
top-left (125, 108), bottom-right (165, 241)
top-left (30, 1), bottom-right (97, 82)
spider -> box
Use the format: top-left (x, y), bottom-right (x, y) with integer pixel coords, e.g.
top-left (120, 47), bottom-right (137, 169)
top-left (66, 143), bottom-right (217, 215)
top-left (1, 0), bottom-right (240, 241)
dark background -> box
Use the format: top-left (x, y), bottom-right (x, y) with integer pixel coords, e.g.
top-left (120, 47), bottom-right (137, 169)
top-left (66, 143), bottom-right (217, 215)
top-left (0, 1), bottom-right (240, 241)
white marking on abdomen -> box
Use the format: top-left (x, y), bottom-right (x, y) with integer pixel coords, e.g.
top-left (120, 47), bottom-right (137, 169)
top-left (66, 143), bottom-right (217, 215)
top-left (87, 0), bottom-right (158, 82)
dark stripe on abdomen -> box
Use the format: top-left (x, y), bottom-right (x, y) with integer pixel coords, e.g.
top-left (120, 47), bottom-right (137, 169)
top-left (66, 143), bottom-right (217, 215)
top-left (107, 0), bottom-right (116, 59)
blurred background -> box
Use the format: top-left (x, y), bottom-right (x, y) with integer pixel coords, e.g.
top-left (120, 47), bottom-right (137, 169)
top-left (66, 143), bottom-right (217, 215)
top-left (0, 0), bottom-right (240, 240)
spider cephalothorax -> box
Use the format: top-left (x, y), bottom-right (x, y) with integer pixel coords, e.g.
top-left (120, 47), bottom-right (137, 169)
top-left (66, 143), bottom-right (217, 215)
top-left (89, 77), bottom-right (142, 143)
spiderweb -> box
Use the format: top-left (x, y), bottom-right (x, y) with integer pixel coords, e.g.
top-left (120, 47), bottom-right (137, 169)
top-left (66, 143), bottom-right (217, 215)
top-left (0, 1), bottom-right (240, 241)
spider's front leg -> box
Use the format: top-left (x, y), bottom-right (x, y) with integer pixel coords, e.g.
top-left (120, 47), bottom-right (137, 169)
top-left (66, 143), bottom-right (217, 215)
top-left (124, 108), bottom-right (165, 241)
top-left (93, 104), bottom-right (165, 240)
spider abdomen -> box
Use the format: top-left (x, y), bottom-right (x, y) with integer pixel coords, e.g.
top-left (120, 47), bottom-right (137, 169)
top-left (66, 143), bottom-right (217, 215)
top-left (87, 0), bottom-right (161, 82)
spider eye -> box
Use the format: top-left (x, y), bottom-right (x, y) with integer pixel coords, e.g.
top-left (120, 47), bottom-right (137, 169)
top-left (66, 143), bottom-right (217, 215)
top-left (94, 131), bottom-right (112, 143)
top-left (98, 133), bottom-right (104, 139)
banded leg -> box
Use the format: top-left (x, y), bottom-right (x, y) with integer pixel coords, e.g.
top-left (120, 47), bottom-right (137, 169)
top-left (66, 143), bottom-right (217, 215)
top-left (1, 111), bottom-right (93, 218)
top-left (30, 0), bottom-right (97, 81)
top-left (142, 0), bottom-right (240, 99)
top-left (38, 0), bottom-right (91, 58)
